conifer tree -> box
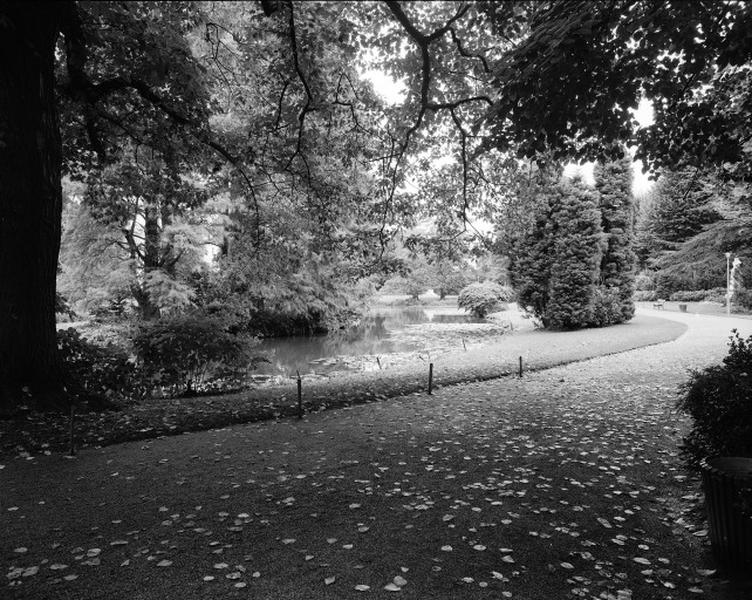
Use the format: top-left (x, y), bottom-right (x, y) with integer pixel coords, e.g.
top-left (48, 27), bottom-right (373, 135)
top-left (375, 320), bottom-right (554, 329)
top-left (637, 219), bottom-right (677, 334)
top-left (594, 153), bottom-right (637, 322)
top-left (640, 169), bottom-right (723, 294)
top-left (649, 170), bottom-right (721, 248)
top-left (509, 187), bottom-right (557, 324)
top-left (546, 178), bottom-right (605, 329)
top-left (511, 176), bottom-right (605, 329)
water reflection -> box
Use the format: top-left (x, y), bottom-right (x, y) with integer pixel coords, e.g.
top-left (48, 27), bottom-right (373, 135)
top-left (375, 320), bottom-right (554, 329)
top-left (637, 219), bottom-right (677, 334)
top-left (253, 306), bottom-right (482, 377)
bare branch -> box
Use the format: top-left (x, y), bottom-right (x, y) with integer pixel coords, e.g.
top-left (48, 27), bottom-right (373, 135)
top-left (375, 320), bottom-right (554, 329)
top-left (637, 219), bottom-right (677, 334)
top-left (449, 27), bottom-right (491, 73)
top-left (285, 0), bottom-right (315, 170)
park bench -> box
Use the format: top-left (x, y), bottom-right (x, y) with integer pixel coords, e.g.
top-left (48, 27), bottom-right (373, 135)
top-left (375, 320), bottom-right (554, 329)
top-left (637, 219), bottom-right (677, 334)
top-left (653, 299), bottom-right (665, 309)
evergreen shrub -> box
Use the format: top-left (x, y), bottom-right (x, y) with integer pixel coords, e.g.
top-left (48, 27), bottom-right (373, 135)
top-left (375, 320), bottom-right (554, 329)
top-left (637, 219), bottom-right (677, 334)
top-left (590, 288), bottom-right (624, 327)
top-left (677, 330), bottom-right (752, 471)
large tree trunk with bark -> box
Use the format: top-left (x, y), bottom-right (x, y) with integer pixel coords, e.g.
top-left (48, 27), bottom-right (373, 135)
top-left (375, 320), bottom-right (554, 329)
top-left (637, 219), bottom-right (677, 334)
top-left (0, 3), bottom-right (66, 415)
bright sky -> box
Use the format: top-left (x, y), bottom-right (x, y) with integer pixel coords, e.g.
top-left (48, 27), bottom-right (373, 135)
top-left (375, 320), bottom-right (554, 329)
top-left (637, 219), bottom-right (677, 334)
top-left (364, 69), bottom-right (406, 105)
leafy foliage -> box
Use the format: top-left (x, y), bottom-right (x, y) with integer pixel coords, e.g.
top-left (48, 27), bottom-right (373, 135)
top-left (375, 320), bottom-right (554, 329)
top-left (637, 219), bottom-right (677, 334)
top-left (57, 328), bottom-right (147, 409)
top-left (457, 281), bottom-right (511, 318)
top-left (484, 1), bottom-right (752, 176)
top-left (55, 292), bottom-right (76, 321)
top-left (7, 0), bottom-right (752, 413)
top-left (633, 290), bottom-right (658, 302)
top-left (133, 311), bottom-right (260, 397)
top-left (677, 330), bottom-right (752, 471)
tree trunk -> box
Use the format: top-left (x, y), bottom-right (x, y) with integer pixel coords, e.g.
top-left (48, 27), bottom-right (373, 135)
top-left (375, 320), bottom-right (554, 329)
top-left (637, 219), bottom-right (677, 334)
top-left (139, 203), bottom-right (162, 320)
top-left (0, 3), bottom-right (66, 414)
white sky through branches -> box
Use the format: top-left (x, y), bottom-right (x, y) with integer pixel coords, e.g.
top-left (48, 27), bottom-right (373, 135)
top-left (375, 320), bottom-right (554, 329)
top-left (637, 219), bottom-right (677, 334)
top-left (363, 70), bottom-right (655, 195)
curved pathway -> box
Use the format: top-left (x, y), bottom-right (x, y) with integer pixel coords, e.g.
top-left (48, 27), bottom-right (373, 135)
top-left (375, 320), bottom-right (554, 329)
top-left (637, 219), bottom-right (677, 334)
top-left (3, 310), bottom-right (751, 600)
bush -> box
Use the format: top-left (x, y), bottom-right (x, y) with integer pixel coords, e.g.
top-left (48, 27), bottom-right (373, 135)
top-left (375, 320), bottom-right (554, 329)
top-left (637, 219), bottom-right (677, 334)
top-left (589, 288), bottom-right (623, 327)
top-left (458, 282), bottom-right (512, 318)
top-left (734, 288), bottom-right (752, 310)
top-left (57, 328), bottom-right (147, 409)
top-left (133, 312), bottom-right (260, 397)
top-left (668, 290), bottom-right (711, 302)
top-left (633, 290), bottom-right (658, 302)
top-left (676, 330), bottom-right (752, 471)
top-left (705, 287), bottom-right (728, 304)
top-left (634, 272), bottom-right (655, 291)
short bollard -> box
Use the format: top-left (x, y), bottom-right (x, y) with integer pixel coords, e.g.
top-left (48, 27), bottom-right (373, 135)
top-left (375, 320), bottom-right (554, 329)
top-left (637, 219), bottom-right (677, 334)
top-left (296, 370), bottom-right (303, 419)
top-left (376, 356), bottom-right (382, 370)
top-left (68, 404), bottom-right (76, 457)
top-left (518, 356), bottom-right (523, 378)
top-left (428, 363), bottom-right (434, 395)
top-left (462, 338), bottom-right (467, 351)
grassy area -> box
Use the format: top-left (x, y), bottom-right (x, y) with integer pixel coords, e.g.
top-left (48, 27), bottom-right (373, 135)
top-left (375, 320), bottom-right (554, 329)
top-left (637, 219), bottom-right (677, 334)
top-left (637, 301), bottom-right (752, 319)
top-left (0, 315), bottom-right (686, 459)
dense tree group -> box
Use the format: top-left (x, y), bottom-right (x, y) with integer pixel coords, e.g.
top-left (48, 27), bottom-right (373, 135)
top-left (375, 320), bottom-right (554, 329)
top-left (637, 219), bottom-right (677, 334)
top-left (510, 164), bottom-right (635, 330)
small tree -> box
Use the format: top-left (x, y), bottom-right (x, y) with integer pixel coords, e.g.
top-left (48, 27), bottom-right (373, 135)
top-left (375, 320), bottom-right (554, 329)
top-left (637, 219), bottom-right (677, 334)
top-left (432, 259), bottom-right (470, 299)
top-left (458, 281), bottom-right (512, 318)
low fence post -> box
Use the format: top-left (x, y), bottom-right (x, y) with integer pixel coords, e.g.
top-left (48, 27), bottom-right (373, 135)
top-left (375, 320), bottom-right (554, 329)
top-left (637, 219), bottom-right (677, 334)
top-left (428, 363), bottom-right (434, 395)
top-left (68, 404), bottom-right (76, 457)
top-left (296, 370), bottom-right (303, 419)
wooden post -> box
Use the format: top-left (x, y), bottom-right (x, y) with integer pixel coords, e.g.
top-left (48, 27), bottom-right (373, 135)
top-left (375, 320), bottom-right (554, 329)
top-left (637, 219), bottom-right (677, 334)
top-left (296, 370), bottom-right (303, 419)
top-left (518, 356), bottom-right (523, 378)
top-left (428, 363), bottom-right (434, 395)
top-left (68, 404), bottom-right (76, 456)
top-left (462, 338), bottom-right (467, 351)
top-left (376, 356), bottom-right (382, 370)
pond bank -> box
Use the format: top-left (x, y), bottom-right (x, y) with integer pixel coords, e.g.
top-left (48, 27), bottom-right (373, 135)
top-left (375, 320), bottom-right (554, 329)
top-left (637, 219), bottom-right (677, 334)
top-left (250, 302), bottom-right (525, 379)
top-left (0, 313), bottom-right (687, 458)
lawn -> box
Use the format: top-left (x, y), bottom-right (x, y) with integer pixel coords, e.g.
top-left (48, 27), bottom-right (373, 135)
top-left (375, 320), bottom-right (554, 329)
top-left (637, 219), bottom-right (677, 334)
top-left (636, 301), bottom-right (752, 319)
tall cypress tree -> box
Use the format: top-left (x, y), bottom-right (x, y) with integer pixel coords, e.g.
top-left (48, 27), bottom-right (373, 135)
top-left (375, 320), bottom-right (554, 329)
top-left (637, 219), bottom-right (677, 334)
top-left (594, 153), bottom-right (637, 322)
top-left (510, 187), bottom-right (557, 323)
top-left (546, 178), bottom-right (605, 329)
top-left (511, 176), bottom-right (605, 329)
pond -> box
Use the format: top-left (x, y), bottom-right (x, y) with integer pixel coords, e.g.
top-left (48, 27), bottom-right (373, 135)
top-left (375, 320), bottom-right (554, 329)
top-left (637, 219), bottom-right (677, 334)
top-left (252, 306), bottom-right (492, 380)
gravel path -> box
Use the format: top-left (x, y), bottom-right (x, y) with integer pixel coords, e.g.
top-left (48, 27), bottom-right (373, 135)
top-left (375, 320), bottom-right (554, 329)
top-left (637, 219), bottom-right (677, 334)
top-left (3, 309), bottom-right (751, 600)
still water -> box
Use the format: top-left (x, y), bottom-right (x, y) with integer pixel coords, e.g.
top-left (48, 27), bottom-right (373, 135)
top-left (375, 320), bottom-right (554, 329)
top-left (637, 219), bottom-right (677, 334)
top-left (253, 306), bottom-right (484, 378)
